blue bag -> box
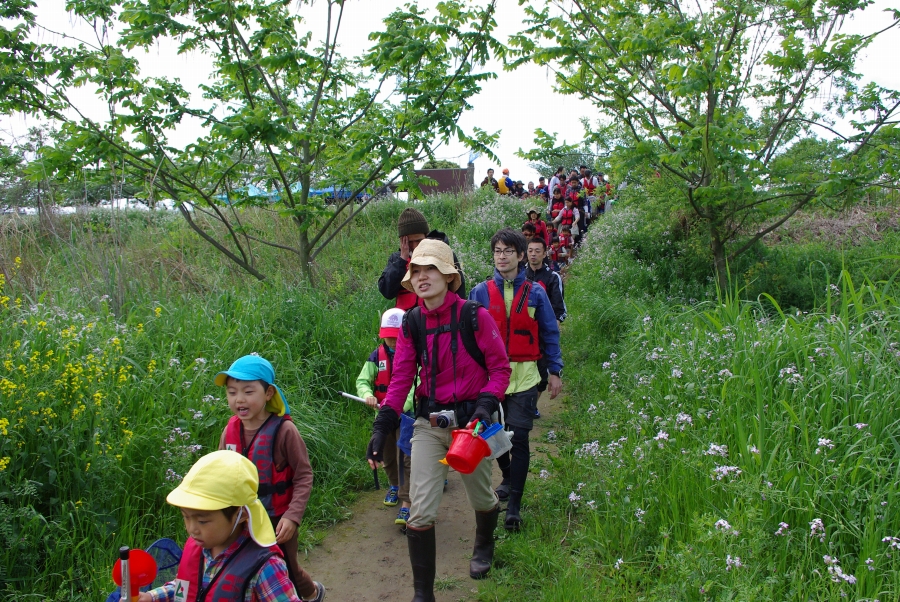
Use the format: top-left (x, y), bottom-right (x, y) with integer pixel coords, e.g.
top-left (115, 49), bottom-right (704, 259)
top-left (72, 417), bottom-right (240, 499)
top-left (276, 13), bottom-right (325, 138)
top-left (398, 412), bottom-right (415, 456)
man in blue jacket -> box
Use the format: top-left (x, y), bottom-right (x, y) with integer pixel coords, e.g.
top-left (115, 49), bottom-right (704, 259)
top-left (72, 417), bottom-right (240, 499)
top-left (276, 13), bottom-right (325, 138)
top-left (469, 228), bottom-right (563, 531)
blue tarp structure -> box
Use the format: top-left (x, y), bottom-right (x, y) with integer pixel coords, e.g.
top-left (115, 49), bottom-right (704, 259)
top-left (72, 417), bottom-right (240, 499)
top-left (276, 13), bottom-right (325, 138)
top-left (216, 183), bottom-right (366, 204)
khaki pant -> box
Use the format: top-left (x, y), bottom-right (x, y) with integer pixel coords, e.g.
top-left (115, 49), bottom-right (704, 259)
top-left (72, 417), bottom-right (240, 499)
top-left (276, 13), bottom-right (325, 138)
top-left (383, 427), bottom-right (412, 503)
top-left (407, 417), bottom-right (498, 529)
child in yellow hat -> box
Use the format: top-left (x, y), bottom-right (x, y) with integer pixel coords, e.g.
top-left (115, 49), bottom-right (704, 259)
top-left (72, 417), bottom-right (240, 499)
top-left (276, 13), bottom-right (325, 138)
top-left (138, 450), bottom-right (301, 602)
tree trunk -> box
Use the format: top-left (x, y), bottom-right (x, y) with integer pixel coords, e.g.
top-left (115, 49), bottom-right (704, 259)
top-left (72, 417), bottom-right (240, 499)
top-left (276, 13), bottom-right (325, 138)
top-left (710, 227), bottom-right (728, 295)
top-left (297, 225), bottom-right (313, 283)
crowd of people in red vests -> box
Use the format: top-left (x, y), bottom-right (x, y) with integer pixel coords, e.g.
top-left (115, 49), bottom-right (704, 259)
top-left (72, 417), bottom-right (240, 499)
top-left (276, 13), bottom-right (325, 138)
top-left (481, 165), bottom-right (615, 270)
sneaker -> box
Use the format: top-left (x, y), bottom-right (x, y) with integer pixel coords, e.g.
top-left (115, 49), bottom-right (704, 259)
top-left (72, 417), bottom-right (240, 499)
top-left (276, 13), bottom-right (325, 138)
top-left (494, 478), bottom-right (510, 502)
top-left (302, 582), bottom-right (326, 602)
top-left (534, 408), bottom-right (541, 418)
top-left (383, 486), bottom-right (399, 507)
top-left (395, 507), bottom-right (411, 525)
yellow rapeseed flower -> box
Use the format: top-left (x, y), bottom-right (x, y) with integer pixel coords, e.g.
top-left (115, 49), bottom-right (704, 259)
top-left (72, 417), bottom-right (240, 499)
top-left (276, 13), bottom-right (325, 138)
top-left (154, 307), bottom-right (162, 317)
top-left (136, 323), bottom-right (144, 334)
top-left (0, 418), bottom-right (8, 436)
top-left (0, 457), bottom-right (9, 471)
top-left (0, 378), bottom-right (16, 395)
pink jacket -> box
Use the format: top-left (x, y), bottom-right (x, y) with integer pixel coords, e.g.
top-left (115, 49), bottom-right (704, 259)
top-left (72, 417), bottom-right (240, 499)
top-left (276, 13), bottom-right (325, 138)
top-left (381, 291), bottom-right (510, 416)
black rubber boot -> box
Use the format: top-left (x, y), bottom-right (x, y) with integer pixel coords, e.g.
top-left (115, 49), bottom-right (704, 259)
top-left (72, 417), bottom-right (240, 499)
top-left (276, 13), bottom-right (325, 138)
top-left (505, 490), bottom-right (523, 531)
top-left (407, 525), bottom-right (436, 602)
top-left (470, 506), bottom-right (500, 579)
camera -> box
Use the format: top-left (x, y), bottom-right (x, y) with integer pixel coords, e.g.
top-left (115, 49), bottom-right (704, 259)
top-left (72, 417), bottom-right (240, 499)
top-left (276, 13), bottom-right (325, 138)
top-left (429, 409), bottom-right (457, 429)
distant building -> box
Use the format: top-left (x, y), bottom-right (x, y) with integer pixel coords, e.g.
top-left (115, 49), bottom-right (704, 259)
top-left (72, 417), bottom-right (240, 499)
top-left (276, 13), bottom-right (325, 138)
top-left (413, 162), bottom-right (475, 195)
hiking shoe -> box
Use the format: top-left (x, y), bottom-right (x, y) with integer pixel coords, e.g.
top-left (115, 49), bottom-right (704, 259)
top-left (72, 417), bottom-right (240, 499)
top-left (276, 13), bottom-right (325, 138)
top-left (383, 486), bottom-right (399, 507)
top-left (395, 507), bottom-right (411, 525)
top-left (494, 478), bottom-right (510, 502)
top-left (302, 582), bottom-right (326, 602)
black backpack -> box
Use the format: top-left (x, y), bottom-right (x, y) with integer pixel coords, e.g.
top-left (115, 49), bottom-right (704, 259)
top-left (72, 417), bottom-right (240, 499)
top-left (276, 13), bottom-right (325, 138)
top-left (402, 300), bottom-right (487, 407)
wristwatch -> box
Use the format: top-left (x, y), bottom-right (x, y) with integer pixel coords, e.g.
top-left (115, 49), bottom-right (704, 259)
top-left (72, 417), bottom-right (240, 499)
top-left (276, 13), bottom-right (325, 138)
top-left (550, 370), bottom-right (562, 378)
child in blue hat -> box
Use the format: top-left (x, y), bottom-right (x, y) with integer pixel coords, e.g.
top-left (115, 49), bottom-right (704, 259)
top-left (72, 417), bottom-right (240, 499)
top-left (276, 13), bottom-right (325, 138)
top-left (214, 355), bottom-right (326, 602)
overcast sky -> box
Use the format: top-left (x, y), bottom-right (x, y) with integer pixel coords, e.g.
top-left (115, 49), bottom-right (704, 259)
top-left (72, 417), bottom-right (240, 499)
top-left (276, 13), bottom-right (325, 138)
top-left (5, 0), bottom-right (898, 185)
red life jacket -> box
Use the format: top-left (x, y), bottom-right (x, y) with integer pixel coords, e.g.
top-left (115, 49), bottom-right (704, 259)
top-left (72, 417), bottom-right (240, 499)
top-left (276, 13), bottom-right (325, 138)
top-left (395, 258), bottom-right (418, 310)
top-left (485, 279), bottom-right (541, 362)
top-left (174, 536), bottom-right (284, 602)
top-left (582, 177), bottom-right (596, 195)
top-left (224, 415), bottom-right (294, 517)
top-left (373, 344), bottom-right (393, 402)
top-left (550, 201), bottom-right (564, 219)
top-left (559, 234), bottom-right (573, 250)
top-left (559, 208), bottom-right (575, 227)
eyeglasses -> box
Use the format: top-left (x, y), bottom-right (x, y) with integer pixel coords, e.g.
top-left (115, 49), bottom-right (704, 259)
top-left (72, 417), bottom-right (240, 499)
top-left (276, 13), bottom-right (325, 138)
top-left (493, 248), bottom-right (517, 257)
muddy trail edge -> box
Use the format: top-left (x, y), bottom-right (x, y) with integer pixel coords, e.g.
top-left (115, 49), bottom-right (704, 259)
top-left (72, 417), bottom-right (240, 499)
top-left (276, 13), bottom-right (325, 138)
top-left (300, 390), bottom-right (564, 601)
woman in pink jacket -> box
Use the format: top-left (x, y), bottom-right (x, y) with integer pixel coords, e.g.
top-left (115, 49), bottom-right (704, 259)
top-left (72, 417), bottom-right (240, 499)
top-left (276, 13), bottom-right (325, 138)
top-left (367, 239), bottom-right (511, 602)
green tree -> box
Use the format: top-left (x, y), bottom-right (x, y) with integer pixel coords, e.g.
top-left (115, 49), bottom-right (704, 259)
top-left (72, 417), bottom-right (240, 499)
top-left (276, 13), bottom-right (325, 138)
top-left (511, 0), bottom-right (900, 290)
top-left (420, 159), bottom-right (461, 169)
top-left (1, 0), bottom-right (502, 280)
top-left (517, 118), bottom-right (610, 177)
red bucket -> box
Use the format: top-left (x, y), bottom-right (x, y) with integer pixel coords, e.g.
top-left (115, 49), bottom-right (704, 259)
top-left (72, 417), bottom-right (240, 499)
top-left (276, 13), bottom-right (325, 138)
top-left (446, 429), bottom-right (491, 474)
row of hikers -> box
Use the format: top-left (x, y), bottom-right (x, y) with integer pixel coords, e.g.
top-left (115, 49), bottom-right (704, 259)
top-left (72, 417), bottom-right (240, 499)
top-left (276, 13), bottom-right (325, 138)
top-left (136, 202), bottom-right (569, 602)
top-left (486, 165), bottom-right (616, 266)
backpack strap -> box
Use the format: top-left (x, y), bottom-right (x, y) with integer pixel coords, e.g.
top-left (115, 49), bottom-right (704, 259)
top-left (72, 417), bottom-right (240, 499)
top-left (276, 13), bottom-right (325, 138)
top-left (459, 300), bottom-right (486, 370)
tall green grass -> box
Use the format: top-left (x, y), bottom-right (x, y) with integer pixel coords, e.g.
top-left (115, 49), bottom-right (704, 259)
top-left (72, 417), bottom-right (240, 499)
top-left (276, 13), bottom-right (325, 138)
top-left (481, 216), bottom-right (900, 601)
top-left (0, 190), bottom-right (527, 600)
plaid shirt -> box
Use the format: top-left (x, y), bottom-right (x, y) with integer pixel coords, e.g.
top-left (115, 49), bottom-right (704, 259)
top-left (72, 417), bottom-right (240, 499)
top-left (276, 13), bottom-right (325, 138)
top-left (147, 532), bottom-right (299, 602)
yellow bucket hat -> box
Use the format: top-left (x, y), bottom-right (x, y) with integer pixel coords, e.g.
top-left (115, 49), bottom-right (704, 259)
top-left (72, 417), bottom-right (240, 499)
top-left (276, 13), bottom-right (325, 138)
top-left (400, 239), bottom-right (461, 293)
top-left (167, 450), bottom-right (276, 547)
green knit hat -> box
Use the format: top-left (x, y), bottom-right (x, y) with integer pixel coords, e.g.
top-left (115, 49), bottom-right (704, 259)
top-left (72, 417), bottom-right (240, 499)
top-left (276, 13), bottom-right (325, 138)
top-left (397, 208), bottom-right (430, 238)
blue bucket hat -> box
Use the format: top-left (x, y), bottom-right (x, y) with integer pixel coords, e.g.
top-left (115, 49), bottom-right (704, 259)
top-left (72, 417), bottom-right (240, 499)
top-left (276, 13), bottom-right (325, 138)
top-left (214, 355), bottom-right (289, 416)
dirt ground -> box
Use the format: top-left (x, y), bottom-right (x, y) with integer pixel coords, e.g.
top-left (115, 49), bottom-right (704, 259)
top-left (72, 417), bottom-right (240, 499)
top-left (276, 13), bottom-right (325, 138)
top-left (300, 390), bottom-right (564, 602)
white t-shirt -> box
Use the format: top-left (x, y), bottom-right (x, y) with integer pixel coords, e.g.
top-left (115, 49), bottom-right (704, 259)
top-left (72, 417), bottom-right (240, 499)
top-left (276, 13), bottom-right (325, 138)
top-left (548, 175), bottom-right (561, 211)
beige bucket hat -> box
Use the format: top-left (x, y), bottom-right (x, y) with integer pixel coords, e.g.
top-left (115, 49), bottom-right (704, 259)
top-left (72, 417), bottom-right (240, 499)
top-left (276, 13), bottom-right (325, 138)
top-left (400, 239), bottom-right (461, 293)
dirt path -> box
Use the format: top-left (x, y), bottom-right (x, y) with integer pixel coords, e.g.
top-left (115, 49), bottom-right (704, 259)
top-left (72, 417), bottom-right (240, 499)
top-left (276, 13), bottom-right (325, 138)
top-left (300, 391), bottom-right (565, 601)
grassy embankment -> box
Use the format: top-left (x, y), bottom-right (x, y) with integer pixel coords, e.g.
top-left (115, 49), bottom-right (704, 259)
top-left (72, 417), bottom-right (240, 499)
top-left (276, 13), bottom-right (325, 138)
top-left (0, 189), bottom-right (527, 600)
top-left (481, 204), bottom-right (900, 601)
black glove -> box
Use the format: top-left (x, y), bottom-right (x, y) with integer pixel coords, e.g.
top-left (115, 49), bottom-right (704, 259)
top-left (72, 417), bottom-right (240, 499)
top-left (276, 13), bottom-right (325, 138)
top-left (470, 393), bottom-right (499, 426)
top-left (366, 406), bottom-right (400, 464)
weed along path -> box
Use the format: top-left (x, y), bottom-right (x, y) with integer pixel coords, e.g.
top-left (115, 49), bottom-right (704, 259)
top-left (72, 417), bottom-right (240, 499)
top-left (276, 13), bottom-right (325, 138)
top-left (300, 390), bottom-right (565, 601)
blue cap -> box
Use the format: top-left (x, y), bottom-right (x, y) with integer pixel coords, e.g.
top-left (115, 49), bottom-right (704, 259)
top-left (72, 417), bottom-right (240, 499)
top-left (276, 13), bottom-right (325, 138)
top-left (214, 355), bottom-right (289, 416)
